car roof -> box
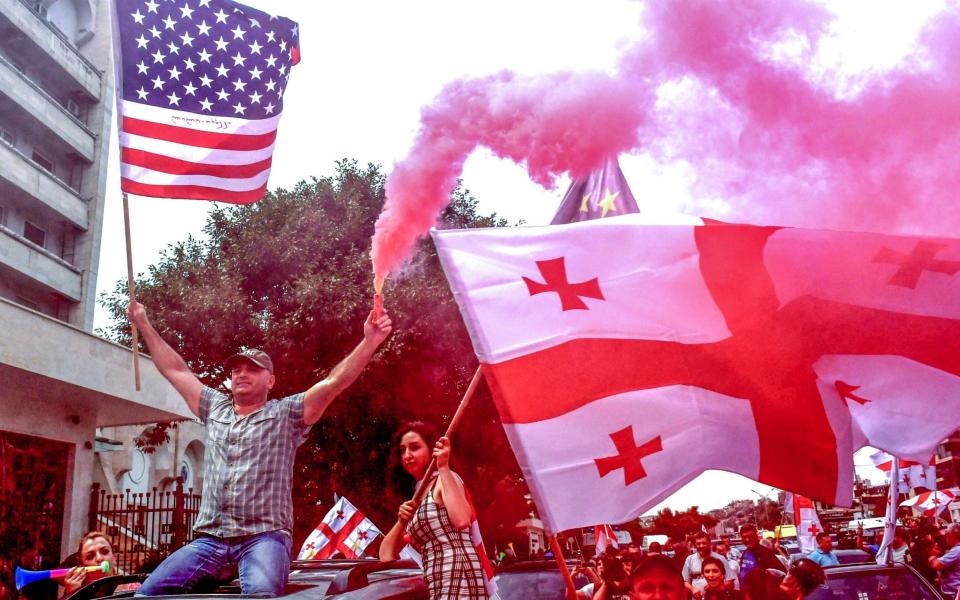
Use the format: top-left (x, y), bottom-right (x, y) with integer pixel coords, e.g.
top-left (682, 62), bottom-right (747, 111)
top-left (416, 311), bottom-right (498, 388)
top-left (495, 559), bottom-right (577, 573)
top-left (93, 560), bottom-right (424, 600)
top-left (823, 562), bottom-right (910, 574)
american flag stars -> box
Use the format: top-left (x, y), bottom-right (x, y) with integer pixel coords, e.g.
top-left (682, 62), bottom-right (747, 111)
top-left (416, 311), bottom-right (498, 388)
top-left (116, 0), bottom-right (298, 118)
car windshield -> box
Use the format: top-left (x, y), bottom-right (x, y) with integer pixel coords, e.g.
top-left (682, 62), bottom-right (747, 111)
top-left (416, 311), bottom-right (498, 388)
top-left (807, 569), bottom-right (938, 600)
top-left (493, 571), bottom-right (568, 600)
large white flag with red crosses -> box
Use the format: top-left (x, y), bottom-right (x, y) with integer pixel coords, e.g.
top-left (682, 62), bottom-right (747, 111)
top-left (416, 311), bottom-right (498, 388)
top-left (899, 488), bottom-right (960, 518)
top-left (432, 213), bottom-right (960, 533)
top-left (869, 449), bottom-right (937, 493)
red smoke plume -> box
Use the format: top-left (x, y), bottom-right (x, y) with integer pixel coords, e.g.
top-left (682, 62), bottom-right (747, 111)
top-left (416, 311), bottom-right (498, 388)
top-left (372, 0), bottom-right (960, 283)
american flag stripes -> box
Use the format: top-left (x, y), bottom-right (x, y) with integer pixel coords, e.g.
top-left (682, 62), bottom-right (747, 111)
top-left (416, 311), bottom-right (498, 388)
top-left (111, 0), bottom-right (299, 203)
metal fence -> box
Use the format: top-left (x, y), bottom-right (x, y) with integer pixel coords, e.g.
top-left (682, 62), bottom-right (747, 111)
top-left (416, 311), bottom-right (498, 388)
top-left (87, 480), bottom-right (201, 574)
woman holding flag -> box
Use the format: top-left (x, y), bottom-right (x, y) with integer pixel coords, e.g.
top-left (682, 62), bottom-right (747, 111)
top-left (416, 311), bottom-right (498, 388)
top-left (380, 421), bottom-right (490, 599)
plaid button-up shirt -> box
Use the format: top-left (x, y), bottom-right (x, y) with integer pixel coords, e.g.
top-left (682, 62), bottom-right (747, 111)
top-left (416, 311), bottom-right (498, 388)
top-left (193, 386), bottom-right (312, 538)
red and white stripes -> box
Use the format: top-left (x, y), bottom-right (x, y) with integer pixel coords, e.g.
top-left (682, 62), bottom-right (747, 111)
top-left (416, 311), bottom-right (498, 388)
top-left (118, 100), bottom-right (280, 204)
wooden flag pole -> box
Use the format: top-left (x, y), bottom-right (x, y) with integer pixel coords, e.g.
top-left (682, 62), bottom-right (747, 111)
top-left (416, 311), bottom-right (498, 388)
top-left (549, 534), bottom-right (578, 600)
top-left (122, 192), bottom-right (141, 391)
top-left (409, 367), bottom-right (484, 508)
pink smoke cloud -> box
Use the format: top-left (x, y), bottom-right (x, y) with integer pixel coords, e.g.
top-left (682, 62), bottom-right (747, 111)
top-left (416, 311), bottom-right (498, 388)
top-left (372, 0), bottom-right (960, 283)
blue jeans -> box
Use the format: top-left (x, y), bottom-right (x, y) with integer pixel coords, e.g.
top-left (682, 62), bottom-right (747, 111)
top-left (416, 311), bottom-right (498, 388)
top-left (137, 531), bottom-right (292, 596)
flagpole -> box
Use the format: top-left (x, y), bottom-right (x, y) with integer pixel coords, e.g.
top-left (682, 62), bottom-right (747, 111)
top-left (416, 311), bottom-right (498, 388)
top-left (122, 192), bottom-right (141, 391)
top-left (876, 459), bottom-right (899, 565)
top-left (549, 534), bottom-right (577, 600)
top-left (409, 367), bottom-right (484, 507)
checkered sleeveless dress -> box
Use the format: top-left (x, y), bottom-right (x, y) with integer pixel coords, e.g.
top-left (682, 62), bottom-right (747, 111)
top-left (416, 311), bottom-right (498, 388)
top-left (408, 488), bottom-right (488, 599)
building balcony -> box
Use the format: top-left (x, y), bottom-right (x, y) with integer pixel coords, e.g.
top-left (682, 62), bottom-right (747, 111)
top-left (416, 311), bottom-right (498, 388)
top-left (0, 297), bottom-right (195, 427)
top-left (0, 52), bottom-right (96, 162)
top-left (0, 138), bottom-right (88, 229)
top-left (0, 222), bottom-right (82, 301)
top-left (0, 0), bottom-right (101, 100)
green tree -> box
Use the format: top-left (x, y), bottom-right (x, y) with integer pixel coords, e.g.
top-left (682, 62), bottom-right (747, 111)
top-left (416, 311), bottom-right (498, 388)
top-left (99, 160), bottom-right (531, 549)
top-left (650, 506), bottom-right (718, 542)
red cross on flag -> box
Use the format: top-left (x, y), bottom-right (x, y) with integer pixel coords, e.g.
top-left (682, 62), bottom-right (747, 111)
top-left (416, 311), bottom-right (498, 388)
top-left (297, 496), bottom-right (381, 560)
top-left (899, 488), bottom-right (960, 518)
top-left (432, 214), bottom-right (960, 533)
top-left (869, 450), bottom-right (937, 493)
top-left (785, 493), bottom-right (825, 554)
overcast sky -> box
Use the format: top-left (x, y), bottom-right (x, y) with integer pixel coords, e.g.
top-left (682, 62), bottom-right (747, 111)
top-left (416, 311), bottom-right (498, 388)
top-left (94, 0), bottom-right (947, 514)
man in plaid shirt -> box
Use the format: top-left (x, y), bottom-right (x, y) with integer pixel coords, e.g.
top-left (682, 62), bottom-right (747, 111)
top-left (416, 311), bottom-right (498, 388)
top-left (127, 301), bottom-right (392, 596)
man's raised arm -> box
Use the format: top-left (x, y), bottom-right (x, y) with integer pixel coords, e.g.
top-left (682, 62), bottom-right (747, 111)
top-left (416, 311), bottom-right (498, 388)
top-left (302, 311), bottom-right (392, 425)
top-left (127, 301), bottom-right (204, 417)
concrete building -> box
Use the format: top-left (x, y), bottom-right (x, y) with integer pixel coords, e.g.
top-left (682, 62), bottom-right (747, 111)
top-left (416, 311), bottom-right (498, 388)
top-left (517, 517), bottom-right (546, 557)
top-left (934, 430), bottom-right (960, 521)
top-left (0, 0), bottom-right (112, 328)
top-left (0, 0), bottom-right (191, 574)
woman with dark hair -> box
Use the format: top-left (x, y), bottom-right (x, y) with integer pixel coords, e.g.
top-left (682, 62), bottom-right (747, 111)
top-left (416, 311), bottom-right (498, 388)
top-left (379, 421), bottom-right (488, 599)
top-left (700, 556), bottom-right (743, 600)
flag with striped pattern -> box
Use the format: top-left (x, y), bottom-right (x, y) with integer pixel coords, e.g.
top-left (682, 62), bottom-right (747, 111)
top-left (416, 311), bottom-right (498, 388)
top-left (111, 0), bottom-right (299, 203)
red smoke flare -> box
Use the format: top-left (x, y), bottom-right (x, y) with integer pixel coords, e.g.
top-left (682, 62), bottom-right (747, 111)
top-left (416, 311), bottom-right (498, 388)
top-left (372, 0), bottom-right (960, 282)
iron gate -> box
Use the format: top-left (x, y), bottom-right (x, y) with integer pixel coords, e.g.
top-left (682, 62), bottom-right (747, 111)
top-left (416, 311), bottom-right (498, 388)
top-left (87, 480), bottom-right (201, 574)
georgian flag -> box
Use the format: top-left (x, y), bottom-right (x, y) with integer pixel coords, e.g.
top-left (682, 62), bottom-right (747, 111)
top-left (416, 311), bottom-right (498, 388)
top-left (594, 524), bottom-right (619, 556)
top-left (899, 488), bottom-right (960, 518)
top-left (297, 496), bottom-right (381, 560)
top-left (876, 460), bottom-right (900, 565)
top-left (432, 214), bottom-right (960, 532)
top-left (786, 493), bottom-right (825, 554)
top-left (869, 450), bottom-right (937, 493)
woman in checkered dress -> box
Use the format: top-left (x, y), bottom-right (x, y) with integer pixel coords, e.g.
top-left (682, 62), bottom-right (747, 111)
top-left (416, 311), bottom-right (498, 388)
top-left (380, 422), bottom-right (489, 599)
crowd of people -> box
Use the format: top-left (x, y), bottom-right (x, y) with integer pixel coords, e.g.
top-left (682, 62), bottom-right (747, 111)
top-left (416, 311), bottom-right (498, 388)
top-left (570, 525), bottom-right (825, 600)
top-left (854, 520), bottom-right (960, 597)
top-left (562, 517), bottom-right (960, 600)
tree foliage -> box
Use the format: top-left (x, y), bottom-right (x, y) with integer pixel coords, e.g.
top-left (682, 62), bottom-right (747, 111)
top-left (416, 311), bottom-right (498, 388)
top-left (646, 506), bottom-right (719, 541)
top-left (99, 160), bottom-right (533, 548)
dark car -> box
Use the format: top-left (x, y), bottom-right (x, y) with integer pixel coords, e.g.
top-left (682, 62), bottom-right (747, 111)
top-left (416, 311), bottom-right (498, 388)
top-left (494, 559), bottom-right (588, 600)
top-left (806, 562), bottom-right (943, 600)
top-left (789, 549), bottom-right (872, 567)
top-left (833, 549), bottom-right (873, 565)
top-left (63, 559), bottom-right (428, 600)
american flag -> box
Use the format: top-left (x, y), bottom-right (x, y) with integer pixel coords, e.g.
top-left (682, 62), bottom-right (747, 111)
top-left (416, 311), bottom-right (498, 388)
top-left (112, 0), bottom-right (299, 203)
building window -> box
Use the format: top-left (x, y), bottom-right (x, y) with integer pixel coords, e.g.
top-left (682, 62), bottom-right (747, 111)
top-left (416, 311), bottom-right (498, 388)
top-left (32, 151), bottom-right (54, 174)
top-left (69, 161), bottom-right (84, 192)
top-left (14, 296), bottom-right (39, 311)
top-left (66, 97), bottom-right (82, 117)
top-left (0, 206), bottom-right (6, 227)
top-left (61, 226), bottom-right (76, 263)
top-left (23, 221), bottom-right (45, 248)
top-left (0, 127), bottom-right (13, 146)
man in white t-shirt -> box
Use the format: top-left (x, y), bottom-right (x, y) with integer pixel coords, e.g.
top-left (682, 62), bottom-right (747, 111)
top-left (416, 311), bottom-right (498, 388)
top-left (682, 532), bottom-right (736, 598)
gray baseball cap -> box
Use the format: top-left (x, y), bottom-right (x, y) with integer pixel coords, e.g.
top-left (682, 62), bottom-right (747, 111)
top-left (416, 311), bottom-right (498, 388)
top-left (225, 348), bottom-right (274, 373)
